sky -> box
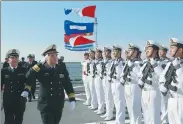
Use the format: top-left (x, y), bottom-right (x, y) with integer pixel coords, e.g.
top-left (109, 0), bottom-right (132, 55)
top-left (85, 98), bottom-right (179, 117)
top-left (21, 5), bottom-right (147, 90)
top-left (2, 1), bottom-right (183, 62)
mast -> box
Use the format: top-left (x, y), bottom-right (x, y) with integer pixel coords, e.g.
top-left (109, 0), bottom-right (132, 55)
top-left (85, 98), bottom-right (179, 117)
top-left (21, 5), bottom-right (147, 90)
top-left (94, 17), bottom-right (98, 48)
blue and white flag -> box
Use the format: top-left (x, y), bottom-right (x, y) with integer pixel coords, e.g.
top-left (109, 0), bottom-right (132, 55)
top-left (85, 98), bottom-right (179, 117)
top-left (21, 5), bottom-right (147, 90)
top-left (64, 20), bottom-right (94, 35)
top-left (65, 42), bottom-right (93, 51)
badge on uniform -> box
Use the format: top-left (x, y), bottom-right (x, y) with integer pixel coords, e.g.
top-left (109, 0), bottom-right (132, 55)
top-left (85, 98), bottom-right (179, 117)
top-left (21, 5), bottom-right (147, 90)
top-left (18, 73), bottom-right (24, 76)
top-left (59, 74), bottom-right (64, 78)
top-left (44, 73), bottom-right (49, 76)
top-left (5, 75), bottom-right (9, 78)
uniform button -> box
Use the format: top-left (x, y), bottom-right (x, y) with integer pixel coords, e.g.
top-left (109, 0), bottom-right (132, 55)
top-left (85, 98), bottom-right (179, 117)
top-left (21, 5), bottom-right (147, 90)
top-left (11, 91), bottom-right (13, 92)
top-left (59, 94), bottom-right (61, 95)
top-left (51, 88), bottom-right (53, 90)
top-left (59, 82), bottom-right (61, 84)
top-left (51, 94), bottom-right (53, 96)
top-left (18, 81), bottom-right (19, 83)
top-left (50, 82), bottom-right (52, 84)
top-left (11, 82), bottom-right (12, 84)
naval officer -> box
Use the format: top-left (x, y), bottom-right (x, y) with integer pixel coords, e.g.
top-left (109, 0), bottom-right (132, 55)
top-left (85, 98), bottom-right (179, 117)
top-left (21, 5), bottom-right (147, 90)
top-left (1, 49), bottom-right (31, 124)
top-left (26, 44), bottom-right (76, 124)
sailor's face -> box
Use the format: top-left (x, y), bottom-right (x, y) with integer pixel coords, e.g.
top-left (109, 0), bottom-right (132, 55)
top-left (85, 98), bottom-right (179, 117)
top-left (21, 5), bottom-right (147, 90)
top-left (84, 55), bottom-right (89, 60)
top-left (159, 50), bottom-right (166, 57)
top-left (170, 46), bottom-right (178, 57)
top-left (113, 49), bottom-right (120, 58)
top-left (89, 52), bottom-right (95, 59)
top-left (104, 50), bottom-right (110, 58)
top-left (127, 49), bottom-right (134, 58)
top-left (9, 56), bottom-right (19, 66)
top-left (47, 52), bottom-right (58, 65)
top-left (95, 51), bottom-right (101, 59)
top-left (146, 46), bottom-right (153, 57)
top-left (28, 57), bottom-right (33, 62)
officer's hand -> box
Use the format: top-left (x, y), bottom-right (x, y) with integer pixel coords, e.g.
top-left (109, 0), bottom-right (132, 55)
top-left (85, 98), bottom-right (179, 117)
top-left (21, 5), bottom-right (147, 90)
top-left (21, 91), bottom-right (29, 98)
top-left (69, 101), bottom-right (76, 111)
top-left (40, 55), bottom-right (48, 64)
top-left (159, 84), bottom-right (167, 93)
top-left (172, 58), bottom-right (180, 66)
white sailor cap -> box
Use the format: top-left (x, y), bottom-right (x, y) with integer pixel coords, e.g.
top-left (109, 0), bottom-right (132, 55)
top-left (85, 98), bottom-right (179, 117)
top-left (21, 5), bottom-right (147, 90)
top-left (128, 43), bottom-right (140, 50)
top-left (103, 47), bottom-right (112, 51)
top-left (113, 45), bottom-right (122, 51)
top-left (159, 45), bottom-right (168, 51)
top-left (88, 48), bottom-right (95, 53)
top-left (146, 40), bottom-right (160, 49)
top-left (170, 38), bottom-right (183, 47)
top-left (95, 47), bottom-right (103, 52)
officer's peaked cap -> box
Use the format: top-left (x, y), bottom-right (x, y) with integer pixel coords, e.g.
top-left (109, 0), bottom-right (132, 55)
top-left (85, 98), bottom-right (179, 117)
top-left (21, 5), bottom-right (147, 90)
top-left (128, 43), bottom-right (140, 50)
top-left (27, 54), bottom-right (34, 58)
top-left (96, 48), bottom-right (102, 52)
top-left (170, 38), bottom-right (183, 48)
top-left (103, 46), bottom-right (112, 51)
top-left (42, 44), bottom-right (59, 56)
top-left (159, 45), bottom-right (168, 51)
top-left (6, 49), bottom-right (20, 58)
top-left (113, 45), bottom-right (122, 51)
top-left (88, 48), bottom-right (95, 53)
top-left (146, 40), bottom-right (160, 49)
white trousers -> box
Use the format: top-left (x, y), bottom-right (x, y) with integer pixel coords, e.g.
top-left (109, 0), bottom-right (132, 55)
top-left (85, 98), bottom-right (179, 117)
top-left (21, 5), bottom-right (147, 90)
top-left (160, 93), bottom-right (169, 123)
top-left (89, 75), bottom-right (98, 108)
top-left (141, 89), bottom-right (161, 124)
top-left (82, 75), bottom-right (91, 105)
top-left (102, 76), bottom-right (114, 118)
top-left (111, 80), bottom-right (126, 124)
top-left (125, 84), bottom-right (142, 124)
top-left (168, 98), bottom-right (183, 124)
top-left (94, 76), bottom-right (105, 112)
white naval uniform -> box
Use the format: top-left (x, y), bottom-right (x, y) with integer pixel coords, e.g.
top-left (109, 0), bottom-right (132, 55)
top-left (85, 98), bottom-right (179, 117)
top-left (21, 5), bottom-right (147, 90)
top-left (94, 59), bottom-right (105, 114)
top-left (88, 59), bottom-right (98, 109)
top-left (138, 58), bottom-right (163, 124)
top-left (102, 58), bottom-right (114, 119)
top-left (81, 59), bottom-right (91, 105)
top-left (121, 59), bottom-right (142, 124)
top-left (166, 59), bottom-right (183, 124)
top-left (158, 58), bottom-right (169, 124)
top-left (109, 58), bottom-right (125, 124)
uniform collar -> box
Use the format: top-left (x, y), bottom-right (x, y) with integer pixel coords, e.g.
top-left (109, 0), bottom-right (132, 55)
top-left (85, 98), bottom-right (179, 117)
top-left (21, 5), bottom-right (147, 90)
top-left (10, 65), bottom-right (17, 69)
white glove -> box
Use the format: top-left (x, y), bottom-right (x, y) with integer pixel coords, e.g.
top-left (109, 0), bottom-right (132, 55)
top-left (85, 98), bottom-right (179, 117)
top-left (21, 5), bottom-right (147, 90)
top-left (172, 58), bottom-right (180, 66)
top-left (40, 55), bottom-right (48, 64)
top-left (138, 78), bottom-right (144, 86)
top-left (128, 61), bottom-right (133, 67)
top-left (120, 77), bottom-right (125, 85)
top-left (159, 84), bottom-right (167, 93)
top-left (69, 101), bottom-right (76, 111)
top-left (21, 91), bottom-right (29, 98)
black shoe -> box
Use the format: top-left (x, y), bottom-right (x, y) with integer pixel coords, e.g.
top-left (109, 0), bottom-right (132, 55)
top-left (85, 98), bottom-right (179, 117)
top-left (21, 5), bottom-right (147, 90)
top-left (28, 99), bottom-right (32, 102)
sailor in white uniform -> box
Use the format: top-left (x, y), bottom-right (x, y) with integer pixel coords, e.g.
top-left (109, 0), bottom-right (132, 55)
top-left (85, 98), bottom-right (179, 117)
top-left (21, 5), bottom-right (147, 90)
top-left (159, 38), bottom-right (183, 124)
top-left (120, 43), bottom-right (142, 124)
top-left (88, 49), bottom-right (98, 110)
top-left (138, 40), bottom-right (163, 124)
top-left (158, 45), bottom-right (170, 124)
top-left (81, 52), bottom-right (91, 106)
top-left (101, 47), bottom-right (114, 120)
top-left (93, 48), bottom-right (105, 114)
top-left (108, 45), bottom-right (125, 124)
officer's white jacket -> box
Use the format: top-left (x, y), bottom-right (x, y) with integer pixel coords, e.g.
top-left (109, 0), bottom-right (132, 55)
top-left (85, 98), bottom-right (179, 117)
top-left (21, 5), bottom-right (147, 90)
top-left (139, 58), bottom-right (163, 89)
